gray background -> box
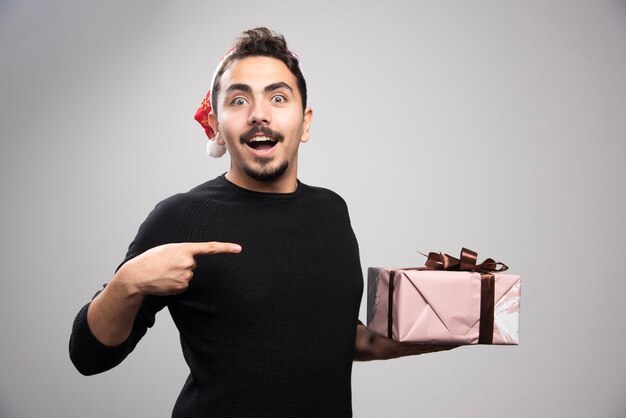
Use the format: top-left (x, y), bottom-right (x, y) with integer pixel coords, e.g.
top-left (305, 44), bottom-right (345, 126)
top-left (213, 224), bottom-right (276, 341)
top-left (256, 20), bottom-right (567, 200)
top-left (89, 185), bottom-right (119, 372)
top-left (1, 0), bottom-right (625, 417)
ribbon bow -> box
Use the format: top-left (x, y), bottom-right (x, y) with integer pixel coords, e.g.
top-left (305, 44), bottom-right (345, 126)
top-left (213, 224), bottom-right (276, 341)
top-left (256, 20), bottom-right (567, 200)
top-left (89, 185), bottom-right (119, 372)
top-left (420, 247), bottom-right (508, 273)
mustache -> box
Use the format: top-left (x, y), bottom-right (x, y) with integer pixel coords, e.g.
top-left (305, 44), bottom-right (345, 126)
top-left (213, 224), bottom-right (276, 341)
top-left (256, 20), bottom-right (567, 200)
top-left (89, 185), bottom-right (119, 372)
top-left (239, 126), bottom-right (284, 144)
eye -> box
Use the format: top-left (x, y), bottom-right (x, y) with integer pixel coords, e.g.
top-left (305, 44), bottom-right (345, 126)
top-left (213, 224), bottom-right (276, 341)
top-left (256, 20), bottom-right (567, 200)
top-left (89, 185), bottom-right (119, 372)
top-left (231, 97), bottom-right (247, 106)
top-left (271, 95), bottom-right (287, 104)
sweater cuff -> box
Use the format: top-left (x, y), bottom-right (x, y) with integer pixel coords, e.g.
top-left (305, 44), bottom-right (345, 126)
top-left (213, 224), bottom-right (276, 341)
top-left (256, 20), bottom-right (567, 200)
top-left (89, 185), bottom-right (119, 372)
top-left (69, 303), bottom-right (131, 375)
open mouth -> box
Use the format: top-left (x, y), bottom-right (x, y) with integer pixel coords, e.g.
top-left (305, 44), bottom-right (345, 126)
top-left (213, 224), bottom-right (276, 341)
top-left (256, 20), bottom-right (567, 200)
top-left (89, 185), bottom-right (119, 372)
top-left (246, 136), bottom-right (278, 151)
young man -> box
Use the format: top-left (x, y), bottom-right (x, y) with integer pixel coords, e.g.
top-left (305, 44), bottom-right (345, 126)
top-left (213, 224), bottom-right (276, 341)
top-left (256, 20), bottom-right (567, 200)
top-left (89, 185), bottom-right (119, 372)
top-left (69, 27), bottom-right (452, 417)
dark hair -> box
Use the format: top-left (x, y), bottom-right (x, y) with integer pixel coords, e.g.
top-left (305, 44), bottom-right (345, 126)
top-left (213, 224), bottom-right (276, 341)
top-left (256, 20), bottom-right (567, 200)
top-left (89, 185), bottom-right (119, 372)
top-left (211, 27), bottom-right (307, 116)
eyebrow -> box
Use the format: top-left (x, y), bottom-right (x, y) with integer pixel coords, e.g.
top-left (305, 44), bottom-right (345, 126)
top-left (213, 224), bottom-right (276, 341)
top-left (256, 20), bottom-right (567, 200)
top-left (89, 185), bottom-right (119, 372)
top-left (224, 82), bottom-right (294, 96)
top-left (225, 83), bottom-right (252, 95)
top-left (265, 82), bottom-right (294, 95)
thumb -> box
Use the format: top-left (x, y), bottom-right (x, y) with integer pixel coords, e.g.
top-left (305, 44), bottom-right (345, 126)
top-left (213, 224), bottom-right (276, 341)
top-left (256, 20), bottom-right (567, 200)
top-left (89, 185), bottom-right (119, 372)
top-left (183, 241), bottom-right (242, 255)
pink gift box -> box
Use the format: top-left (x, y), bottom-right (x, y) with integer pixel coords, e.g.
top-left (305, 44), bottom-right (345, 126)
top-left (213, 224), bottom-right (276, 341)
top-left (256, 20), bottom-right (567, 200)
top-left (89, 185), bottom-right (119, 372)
top-left (367, 267), bottom-right (521, 345)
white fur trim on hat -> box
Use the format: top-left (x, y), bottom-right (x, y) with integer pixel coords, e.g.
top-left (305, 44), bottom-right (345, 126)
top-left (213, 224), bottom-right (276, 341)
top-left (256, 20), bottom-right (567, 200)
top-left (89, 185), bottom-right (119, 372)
top-left (207, 140), bottom-right (227, 158)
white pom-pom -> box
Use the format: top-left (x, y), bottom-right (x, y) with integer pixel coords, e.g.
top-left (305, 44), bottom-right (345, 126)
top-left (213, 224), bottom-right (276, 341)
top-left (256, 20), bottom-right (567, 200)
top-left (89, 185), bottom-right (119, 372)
top-left (207, 140), bottom-right (227, 158)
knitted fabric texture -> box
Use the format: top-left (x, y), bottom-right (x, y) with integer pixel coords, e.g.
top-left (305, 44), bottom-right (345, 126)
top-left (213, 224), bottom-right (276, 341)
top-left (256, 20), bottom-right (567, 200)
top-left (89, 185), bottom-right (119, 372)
top-left (70, 175), bottom-right (363, 417)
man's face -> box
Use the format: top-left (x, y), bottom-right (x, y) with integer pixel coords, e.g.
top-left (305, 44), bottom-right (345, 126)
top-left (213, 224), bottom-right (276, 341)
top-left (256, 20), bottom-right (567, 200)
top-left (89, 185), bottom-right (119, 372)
top-left (209, 56), bottom-right (313, 191)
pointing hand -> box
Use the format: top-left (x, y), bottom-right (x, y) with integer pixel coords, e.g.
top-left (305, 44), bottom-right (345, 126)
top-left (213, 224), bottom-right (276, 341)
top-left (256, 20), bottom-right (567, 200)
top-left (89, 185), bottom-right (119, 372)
top-left (117, 242), bottom-right (242, 296)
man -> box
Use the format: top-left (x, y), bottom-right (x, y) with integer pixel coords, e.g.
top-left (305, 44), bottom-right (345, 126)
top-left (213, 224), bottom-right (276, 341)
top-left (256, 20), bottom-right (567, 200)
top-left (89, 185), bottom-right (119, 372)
top-left (70, 27), bottom-right (451, 417)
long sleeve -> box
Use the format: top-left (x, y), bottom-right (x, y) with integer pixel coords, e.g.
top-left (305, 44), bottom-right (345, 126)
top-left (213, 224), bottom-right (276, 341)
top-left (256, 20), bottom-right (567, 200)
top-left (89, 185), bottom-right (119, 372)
top-left (69, 292), bottom-right (169, 375)
top-left (69, 195), bottom-right (187, 375)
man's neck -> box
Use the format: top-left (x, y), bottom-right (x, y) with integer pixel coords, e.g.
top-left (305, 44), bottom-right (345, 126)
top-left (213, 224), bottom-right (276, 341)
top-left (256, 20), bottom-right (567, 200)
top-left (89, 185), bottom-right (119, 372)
top-left (225, 170), bottom-right (298, 193)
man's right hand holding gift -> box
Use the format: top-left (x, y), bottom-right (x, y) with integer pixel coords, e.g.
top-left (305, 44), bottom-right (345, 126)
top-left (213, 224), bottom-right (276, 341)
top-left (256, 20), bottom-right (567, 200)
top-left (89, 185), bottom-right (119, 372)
top-left (354, 323), bottom-right (459, 361)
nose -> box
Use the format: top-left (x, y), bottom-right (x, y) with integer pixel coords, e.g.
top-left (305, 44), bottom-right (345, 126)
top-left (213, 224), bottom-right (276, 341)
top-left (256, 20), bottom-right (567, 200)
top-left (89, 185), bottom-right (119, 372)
top-left (248, 100), bottom-right (271, 125)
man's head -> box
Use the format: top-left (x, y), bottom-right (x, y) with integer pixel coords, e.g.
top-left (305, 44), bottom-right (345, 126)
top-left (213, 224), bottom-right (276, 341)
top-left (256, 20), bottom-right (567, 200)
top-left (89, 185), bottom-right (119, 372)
top-left (205, 28), bottom-right (313, 193)
top-left (210, 27), bottom-right (307, 117)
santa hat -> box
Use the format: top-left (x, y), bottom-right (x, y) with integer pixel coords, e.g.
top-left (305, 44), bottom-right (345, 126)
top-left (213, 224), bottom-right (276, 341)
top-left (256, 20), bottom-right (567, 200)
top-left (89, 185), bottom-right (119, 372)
top-left (194, 49), bottom-right (235, 158)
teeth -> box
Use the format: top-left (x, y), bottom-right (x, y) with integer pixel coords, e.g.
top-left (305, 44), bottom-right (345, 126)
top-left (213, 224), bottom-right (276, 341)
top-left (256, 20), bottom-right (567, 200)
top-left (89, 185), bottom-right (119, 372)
top-left (249, 136), bottom-right (276, 142)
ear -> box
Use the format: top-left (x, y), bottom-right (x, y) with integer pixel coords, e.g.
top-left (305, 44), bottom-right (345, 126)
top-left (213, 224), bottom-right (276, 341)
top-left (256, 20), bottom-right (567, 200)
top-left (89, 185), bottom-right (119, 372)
top-left (208, 112), bottom-right (225, 145)
top-left (300, 106), bottom-right (313, 143)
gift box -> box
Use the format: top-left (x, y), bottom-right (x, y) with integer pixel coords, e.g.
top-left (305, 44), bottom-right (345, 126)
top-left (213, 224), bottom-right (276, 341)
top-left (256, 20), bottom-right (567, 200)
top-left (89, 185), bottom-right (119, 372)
top-left (367, 248), bottom-right (521, 345)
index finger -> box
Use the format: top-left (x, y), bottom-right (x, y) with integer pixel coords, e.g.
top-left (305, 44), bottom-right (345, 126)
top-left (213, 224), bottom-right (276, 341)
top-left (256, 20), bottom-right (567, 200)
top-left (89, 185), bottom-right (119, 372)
top-left (182, 242), bottom-right (242, 255)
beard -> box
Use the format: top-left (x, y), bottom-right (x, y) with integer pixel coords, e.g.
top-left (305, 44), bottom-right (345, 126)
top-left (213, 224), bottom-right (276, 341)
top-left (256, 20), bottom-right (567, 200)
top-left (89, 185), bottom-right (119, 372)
top-left (243, 159), bottom-right (289, 182)
top-left (238, 125), bottom-right (289, 182)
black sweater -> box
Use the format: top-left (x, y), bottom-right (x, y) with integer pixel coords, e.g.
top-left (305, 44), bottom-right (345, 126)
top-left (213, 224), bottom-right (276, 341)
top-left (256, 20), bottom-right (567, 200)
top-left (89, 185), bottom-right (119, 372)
top-left (69, 175), bottom-right (364, 417)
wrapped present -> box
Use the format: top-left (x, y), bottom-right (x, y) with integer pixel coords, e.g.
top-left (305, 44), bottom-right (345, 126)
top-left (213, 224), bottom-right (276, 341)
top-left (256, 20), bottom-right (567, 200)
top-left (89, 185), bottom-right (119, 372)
top-left (367, 248), bottom-right (521, 345)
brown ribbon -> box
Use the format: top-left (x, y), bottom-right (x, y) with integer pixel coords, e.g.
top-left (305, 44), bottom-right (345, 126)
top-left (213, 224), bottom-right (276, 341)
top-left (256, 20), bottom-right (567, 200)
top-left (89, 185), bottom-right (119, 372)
top-left (478, 273), bottom-right (495, 344)
top-left (388, 270), bottom-right (396, 339)
top-left (420, 247), bottom-right (508, 274)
